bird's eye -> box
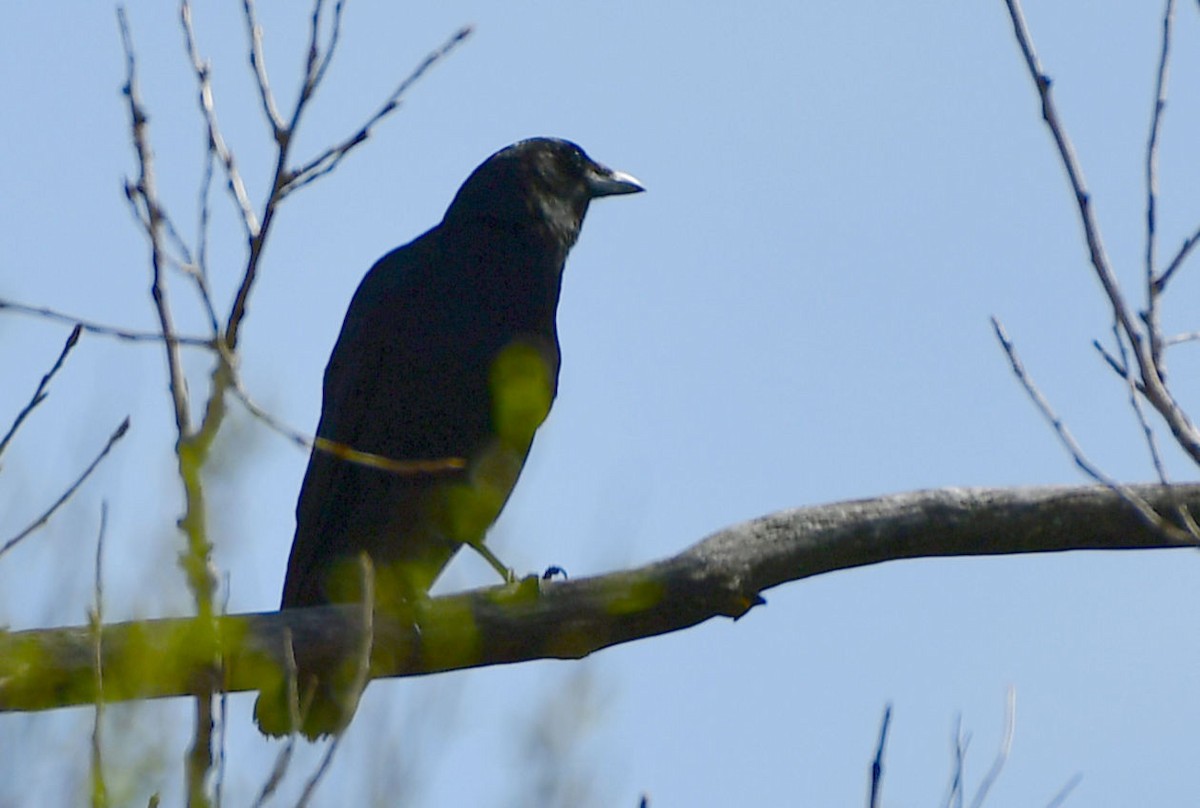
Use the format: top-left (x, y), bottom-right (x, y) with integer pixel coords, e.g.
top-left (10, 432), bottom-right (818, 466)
top-left (568, 148), bottom-right (587, 175)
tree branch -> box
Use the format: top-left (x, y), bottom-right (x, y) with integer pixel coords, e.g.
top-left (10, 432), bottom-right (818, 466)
top-left (1002, 0), bottom-right (1200, 466)
top-left (118, 7), bottom-right (192, 438)
top-left (0, 418), bottom-right (131, 560)
top-left (0, 299), bottom-right (213, 347)
top-left (0, 484), bottom-right (1194, 715)
top-left (0, 324), bottom-right (82, 460)
top-left (992, 318), bottom-right (1190, 539)
top-left (281, 25), bottom-right (473, 195)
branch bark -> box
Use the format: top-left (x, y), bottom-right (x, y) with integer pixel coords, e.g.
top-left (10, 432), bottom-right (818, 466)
top-left (1, 484), bottom-right (1194, 715)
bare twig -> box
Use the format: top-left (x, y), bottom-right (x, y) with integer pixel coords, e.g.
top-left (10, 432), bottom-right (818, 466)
top-left (969, 687), bottom-right (1016, 808)
top-left (1143, 0), bottom-right (1174, 370)
top-left (943, 715), bottom-right (968, 808)
top-left (1093, 338), bottom-right (1132, 383)
top-left (186, 696), bottom-right (214, 808)
top-left (89, 503), bottom-right (109, 808)
top-left (1003, 0), bottom-right (1200, 466)
top-left (223, 0), bottom-right (296, 354)
top-left (181, 0), bottom-right (261, 244)
top-left (179, 0), bottom-right (244, 341)
top-left (195, 150), bottom-right (219, 332)
top-left (296, 556), bottom-right (375, 807)
top-left (1157, 226), bottom-right (1200, 289)
top-left (253, 630), bottom-right (303, 807)
top-left (160, 210), bottom-right (198, 278)
top-left (1106, 325), bottom-right (1170, 484)
top-left (1164, 330), bottom-right (1200, 346)
top-left (991, 318), bottom-right (1190, 541)
top-left (239, 0), bottom-right (284, 134)
top-left (1146, 0), bottom-right (1195, 294)
top-left (289, 0), bottom-right (330, 131)
top-left (224, 21), bottom-right (471, 354)
top-left (0, 299), bottom-right (213, 346)
top-left (188, 259), bottom-right (222, 339)
top-left (0, 324), bottom-right (82, 460)
top-left (119, 189), bottom-right (196, 280)
top-left (282, 25), bottom-right (473, 194)
top-left (310, 0), bottom-right (347, 94)
top-left (213, 574), bottom-right (231, 808)
top-left (225, 363), bottom-right (465, 474)
top-left (0, 417), bottom-right (131, 560)
top-left (1044, 773), bottom-right (1082, 808)
top-left (118, 7), bottom-right (192, 437)
top-left (867, 704), bottom-right (891, 808)
top-left (1003, 0), bottom-right (1133, 337)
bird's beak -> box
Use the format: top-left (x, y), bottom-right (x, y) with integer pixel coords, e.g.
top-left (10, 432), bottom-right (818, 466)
top-left (586, 165), bottom-right (646, 198)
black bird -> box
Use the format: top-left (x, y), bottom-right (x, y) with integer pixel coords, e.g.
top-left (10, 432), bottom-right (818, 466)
top-left (281, 139), bottom-right (643, 611)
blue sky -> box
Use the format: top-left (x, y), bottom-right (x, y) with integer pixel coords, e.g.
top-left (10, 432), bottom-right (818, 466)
top-left (2, 2), bottom-right (1200, 806)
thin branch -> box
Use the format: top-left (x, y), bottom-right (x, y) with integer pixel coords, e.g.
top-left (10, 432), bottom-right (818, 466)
top-left (1003, 0), bottom-right (1200, 466)
top-left (160, 207), bottom-right (198, 277)
top-left (213, 574), bottom-right (232, 808)
top-left (1157, 226), bottom-right (1200, 289)
top-left (224, 353), bottom-right (464, 474)
top-left (1142, 0), bottom-right (1174, 370)
top-left (969, 687), bottom-right (1016, 808)
top-left (239, 0), bottom-right (284, 134)
top-left (1002, 0), bottom-right (1135, 341)
top-left (1106, 324), bottom-right (1171, 485)
top-left (991, 318), bottom-right (1190, 541)
top-left (181, 0), bottom-right (261, 242)
top-left (0, 417), bottom-right (131, 560)
top-left (289, 0), bottom-right (328, 133)
top-left (867, 704), bottom-right (891, 808)
top-left (296, 556), bottom-right (374, 807)
top-left (252, 630), bottom-right (302, 807)
top-left (118, 7), bottom-right (192, 437)
top-left (1044, 773), bottom-right (1082, 808)
top-left (304, 0), bottom-right (325, 86)
top-left (1164, 330), bottom-right (1200, 346)
top-left (223, 0), bottom-right (306, 354)
top-left (310, 0), bottom-right (347, 93)
top-left (89, 503), bottom-right (109, 808)
top-left (943, 716), bottom-right (968, 808)
top-left (0, 299), bottom-right (213, 347)
top-left (117, 188), bottom-right (196, 279)
top-left (224, 22), bottom-right (471, 355)
top-left (282, 25), bottom-right (473, 195)
top-left (186, 695), bottom-right (214, 808)
top-left (1093, 338), bottom-right (1131, 382)
top-left (179, 0), bottom-right (246, 340)
top-left (196, 149), bottom-right (219, 332)
top-left (0, 324), bottom-right (82, 460)
top-left (187, 257), bottom-right (222, 339)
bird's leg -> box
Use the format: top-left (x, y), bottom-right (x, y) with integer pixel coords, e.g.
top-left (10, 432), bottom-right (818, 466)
top-left (466, 540), bottom-right (516, 584)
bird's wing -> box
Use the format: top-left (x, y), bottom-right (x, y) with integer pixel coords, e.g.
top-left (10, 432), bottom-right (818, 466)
top-left (281, 230), bottom-right (471, 606)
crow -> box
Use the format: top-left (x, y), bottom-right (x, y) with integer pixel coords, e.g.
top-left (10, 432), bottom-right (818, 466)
top-left (257, 139), bottom-right (641, 738)
top-left (281, 139), bottom-right (643, 611)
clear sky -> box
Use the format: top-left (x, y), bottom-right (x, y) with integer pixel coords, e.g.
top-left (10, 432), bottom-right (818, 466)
top-left (2, 2), bottom-right (1199, 806)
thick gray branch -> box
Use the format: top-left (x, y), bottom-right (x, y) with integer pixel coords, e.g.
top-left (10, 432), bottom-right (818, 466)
top-left (0, 484), bottom-right (1193, 713)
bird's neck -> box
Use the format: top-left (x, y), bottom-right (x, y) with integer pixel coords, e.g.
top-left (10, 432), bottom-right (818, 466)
top-left (449, 216), bottom-right (569, 335)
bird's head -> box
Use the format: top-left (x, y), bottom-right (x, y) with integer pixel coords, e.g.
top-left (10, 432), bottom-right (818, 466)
top-left (445, 138), bottom-right (644, 248)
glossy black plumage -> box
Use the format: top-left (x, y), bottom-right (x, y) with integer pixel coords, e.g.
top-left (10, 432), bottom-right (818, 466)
top-left (280, 138), bottom-right (643, 610)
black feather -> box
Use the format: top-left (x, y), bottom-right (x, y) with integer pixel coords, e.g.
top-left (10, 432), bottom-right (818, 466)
top-left (280, 138), bottom-right (643, 610)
